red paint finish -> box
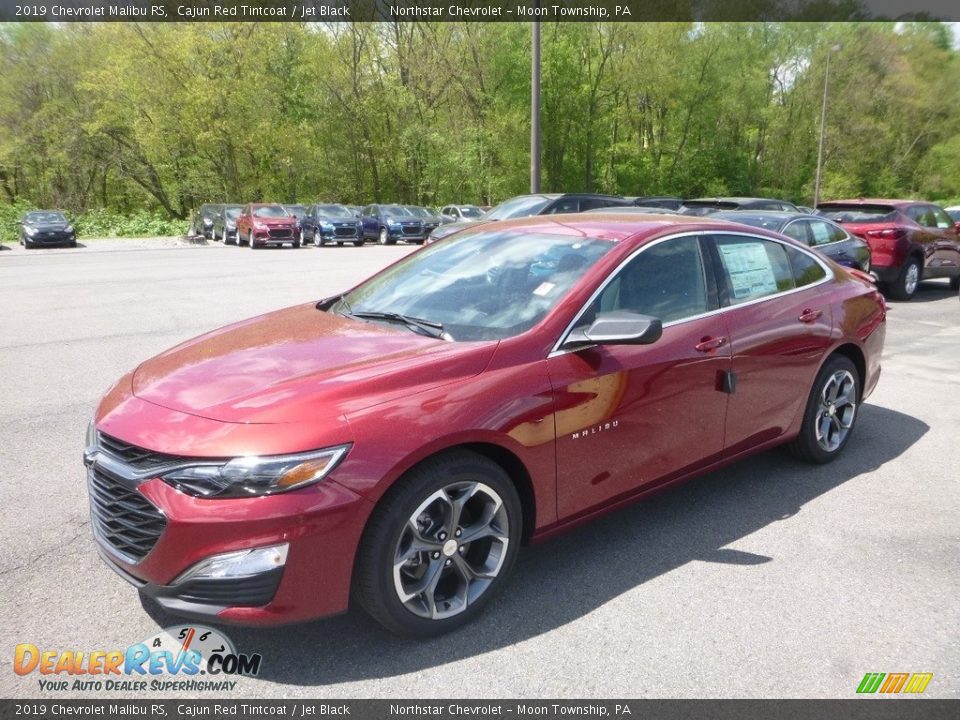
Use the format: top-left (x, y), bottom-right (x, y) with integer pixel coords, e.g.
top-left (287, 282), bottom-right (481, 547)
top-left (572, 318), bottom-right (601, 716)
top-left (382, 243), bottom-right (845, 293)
top-left (90, 215), bottom-right (886, 626)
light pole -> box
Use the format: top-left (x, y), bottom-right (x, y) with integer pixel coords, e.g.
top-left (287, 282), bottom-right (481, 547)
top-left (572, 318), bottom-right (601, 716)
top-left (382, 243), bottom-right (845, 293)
top-left (530, 20), bottom-right (541, 194)
top-left (813, 44), bottom-right (841, 209)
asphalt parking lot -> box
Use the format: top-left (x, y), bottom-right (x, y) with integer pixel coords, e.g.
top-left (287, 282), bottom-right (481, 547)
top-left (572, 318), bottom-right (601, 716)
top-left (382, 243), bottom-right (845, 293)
top-left (0, 240), bottom-right (957, 699)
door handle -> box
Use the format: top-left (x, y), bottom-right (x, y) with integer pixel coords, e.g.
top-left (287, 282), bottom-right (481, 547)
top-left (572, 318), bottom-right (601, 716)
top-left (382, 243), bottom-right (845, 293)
top-left (695, 336), bottom-right (727, 353)
top-left (798, 308), bottom-right (823, 323)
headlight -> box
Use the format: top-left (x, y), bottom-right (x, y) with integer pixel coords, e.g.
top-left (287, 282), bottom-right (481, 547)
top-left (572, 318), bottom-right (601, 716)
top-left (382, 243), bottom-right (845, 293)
top-left (65, 225), bottom-right (74, 234)
top-left (161, 444), bottom-right (350, 498)
top-left (320, 221), bottom-right (334, 231)
top-left (25, 226), bottom-right (38, 235)
top-left (202, 218), bottom-right (213, 226)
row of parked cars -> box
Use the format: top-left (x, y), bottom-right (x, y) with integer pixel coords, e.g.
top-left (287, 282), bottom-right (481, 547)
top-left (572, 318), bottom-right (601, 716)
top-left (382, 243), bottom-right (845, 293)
top-left (191, 202), bottom-right (491, 248)
top-left (421, 193), bottom-right (960, 302)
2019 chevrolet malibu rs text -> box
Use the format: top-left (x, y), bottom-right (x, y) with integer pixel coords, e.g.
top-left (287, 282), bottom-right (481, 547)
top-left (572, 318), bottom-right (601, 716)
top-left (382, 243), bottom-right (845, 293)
top-left (84, 215), bottom-right (886, 636)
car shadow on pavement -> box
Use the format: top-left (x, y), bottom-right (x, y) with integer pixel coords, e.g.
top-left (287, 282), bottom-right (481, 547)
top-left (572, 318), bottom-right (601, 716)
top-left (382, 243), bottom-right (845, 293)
top-left (894, 281), bottom-right (956, 303)
top-left (141, 403), bottom-right (927, 685)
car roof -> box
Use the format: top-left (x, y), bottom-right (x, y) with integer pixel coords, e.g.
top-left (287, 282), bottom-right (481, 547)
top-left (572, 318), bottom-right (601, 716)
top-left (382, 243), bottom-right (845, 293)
top-left (685, 196), bottom-right (793, 204)
top-left (457, 212), bottom-right (788, 245)
top-left (819, 198), bottom-right (926, 207)
top-left (712, 210), bottom-right (804, 220)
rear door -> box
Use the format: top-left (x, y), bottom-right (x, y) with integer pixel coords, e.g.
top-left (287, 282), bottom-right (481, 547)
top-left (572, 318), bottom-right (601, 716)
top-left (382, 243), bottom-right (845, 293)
top-left (708, 233), bottom-right (834, 454)
top-left (549, 234), bottom-right (731, 518)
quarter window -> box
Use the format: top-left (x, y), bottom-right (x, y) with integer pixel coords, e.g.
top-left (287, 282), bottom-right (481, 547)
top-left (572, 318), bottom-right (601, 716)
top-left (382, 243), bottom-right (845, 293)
top-left (782, 221), bottom-right (812, 244)
top-left (785, 245), bottom-right (827, 287)
top-left (714, 235), bottom-right (795, 304)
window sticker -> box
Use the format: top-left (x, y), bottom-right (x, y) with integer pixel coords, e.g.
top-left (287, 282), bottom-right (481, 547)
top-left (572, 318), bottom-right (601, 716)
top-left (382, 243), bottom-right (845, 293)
top-left (533, 282), bottom-right (556, 297)
top-left (718, 242), bottom-right (778, 300)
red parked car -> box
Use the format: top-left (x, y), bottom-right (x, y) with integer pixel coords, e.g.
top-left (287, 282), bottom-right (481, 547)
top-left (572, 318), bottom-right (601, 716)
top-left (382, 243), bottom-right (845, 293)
top-left (817, 199), bottom-right (960, 300)
top-left (235, 203), bottom-right (299, 249)
top-left (85, 216), bottom-right (886, 636)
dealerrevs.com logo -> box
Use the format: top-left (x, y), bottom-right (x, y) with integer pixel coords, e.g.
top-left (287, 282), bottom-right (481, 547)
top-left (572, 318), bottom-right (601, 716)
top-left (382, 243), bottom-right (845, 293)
top-left (14, 625), bottom-right (262, 692)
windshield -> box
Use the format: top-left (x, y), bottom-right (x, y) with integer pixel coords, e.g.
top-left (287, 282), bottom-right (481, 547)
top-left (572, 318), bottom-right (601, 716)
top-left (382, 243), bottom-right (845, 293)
top-left (948, 209), bottom-right (960, 223)
top-left (817, 204), bottom-right (897, 223)
top-left (317, 205), bottom-right (350, 216)
top-left (485, 196), bottom-right (554, 221)
top-left (336, 230), bottom-right (614, 341)
top-left (224, 207), bottom-right (243, 219)
top-left (385, 207), bottom-right (416, 218)
top-left (460, 206), bottom-right (484, 218)
top-left (253, 206), bottom-right (290, 218)
top-left (406, 206), bottom-right (434, 218)
top-left (283, 205), bottom-right (307, 216)
top-left (25, 212), bottom-right (66, 224)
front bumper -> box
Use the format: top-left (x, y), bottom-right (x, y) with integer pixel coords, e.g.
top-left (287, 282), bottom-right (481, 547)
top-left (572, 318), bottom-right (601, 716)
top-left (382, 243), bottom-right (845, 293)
top-left (86, 458), bottom-right (372, 626)
top-left (26, 232), bottom-right (75, 245)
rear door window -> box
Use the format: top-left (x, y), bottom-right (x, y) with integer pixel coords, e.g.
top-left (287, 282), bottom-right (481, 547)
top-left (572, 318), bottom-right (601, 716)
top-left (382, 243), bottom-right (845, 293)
top-left (714, 235), bottom-right (795, 304)
top-left (931, 206), bottom-right (954, 230)
top-left (785, 245), bottom-right (827, 287)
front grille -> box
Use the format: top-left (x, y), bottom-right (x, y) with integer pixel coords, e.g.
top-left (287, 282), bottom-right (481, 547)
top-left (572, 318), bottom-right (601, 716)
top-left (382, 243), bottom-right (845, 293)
top-left (97, 432), bottom-right (186, 472)
top-left (401, 222), bottom-right (423, 236)
top-left (334, 225), bottom-right (358, 238)
top-left (268, 228), bottom-right (293, 239)
top-left (88, 467), bottom-right (166, 562)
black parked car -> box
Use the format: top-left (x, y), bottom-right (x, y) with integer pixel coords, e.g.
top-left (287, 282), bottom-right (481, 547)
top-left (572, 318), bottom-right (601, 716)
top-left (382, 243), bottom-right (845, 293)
top-left (626, 196), bottom-right (685, 210)
top-left (361, 204), bottom-right (428, 245)
top-left (427, 193), bottom-right (630, 243)
top-left (300, 204), bottom-right (364, 247)
top-left (192, 203), bottom-right (223, 239)
top-left (212, 204), bottom-right (244, 244)
top-left (680, 197), bottom-right (800, 216)
top-left (405, 206), bottom-right (443, 237)
top-left (19, 210), bottom-right (77, 248)
top-left (711, 210), bottom-right (871, 272)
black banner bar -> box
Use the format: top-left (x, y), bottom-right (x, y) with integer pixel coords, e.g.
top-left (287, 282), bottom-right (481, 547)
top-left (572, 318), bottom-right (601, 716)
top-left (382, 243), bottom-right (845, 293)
top-left (0, 700), bottom-right (958, 720)
top-left (3, 0), bottom-right (960, 22)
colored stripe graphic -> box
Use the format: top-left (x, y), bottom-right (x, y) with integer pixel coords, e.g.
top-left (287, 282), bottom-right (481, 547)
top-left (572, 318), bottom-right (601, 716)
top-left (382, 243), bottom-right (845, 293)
top-left (903, 673), bottom-right (933, 694)
top-left (857, 673), bottom-right (885, 694)
top-left (879, 673), bottom-right (909, 693)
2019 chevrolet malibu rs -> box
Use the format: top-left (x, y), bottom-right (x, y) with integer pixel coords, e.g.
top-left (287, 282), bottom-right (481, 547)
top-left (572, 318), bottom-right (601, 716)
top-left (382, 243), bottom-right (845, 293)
top-left (84, 215), bottom-right (886, 636)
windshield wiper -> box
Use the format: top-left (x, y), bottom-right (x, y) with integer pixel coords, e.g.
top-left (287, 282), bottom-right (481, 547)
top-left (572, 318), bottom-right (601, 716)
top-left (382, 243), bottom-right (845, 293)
top-left (349, 311), bottom-right (452, 341)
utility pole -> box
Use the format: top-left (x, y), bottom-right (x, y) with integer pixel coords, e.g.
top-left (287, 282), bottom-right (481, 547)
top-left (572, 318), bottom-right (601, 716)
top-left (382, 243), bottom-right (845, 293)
top-left (530, 20), bottom-right (541, 194)
top-left (813, 44), bottom-right (842, 208)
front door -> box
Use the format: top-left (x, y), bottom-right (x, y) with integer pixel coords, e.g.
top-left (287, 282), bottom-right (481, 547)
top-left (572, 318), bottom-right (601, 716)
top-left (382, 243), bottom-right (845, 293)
top-left (549, 235), bottom-right (731, 519)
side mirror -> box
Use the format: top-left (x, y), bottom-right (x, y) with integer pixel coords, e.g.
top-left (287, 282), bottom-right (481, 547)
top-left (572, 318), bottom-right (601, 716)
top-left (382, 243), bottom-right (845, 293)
top-left (563, 311), bottom-right (663, 349)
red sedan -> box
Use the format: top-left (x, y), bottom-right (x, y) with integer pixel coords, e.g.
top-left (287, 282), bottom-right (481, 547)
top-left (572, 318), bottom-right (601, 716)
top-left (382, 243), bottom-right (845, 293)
top-left (84, 215), bottom-right (886, 636)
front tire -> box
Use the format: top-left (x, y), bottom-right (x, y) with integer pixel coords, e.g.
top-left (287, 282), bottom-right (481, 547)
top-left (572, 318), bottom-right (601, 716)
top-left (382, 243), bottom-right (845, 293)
top-left (786, 355), bottom-right (860, 464)
top-left (248, 231), bottom-right (256, 249)
top-left (378, 227), bottom-right (393, 246)
top-left (354, 450), bottom-right (521, 637)
top-left (888, 257), bottom-right (921, 301)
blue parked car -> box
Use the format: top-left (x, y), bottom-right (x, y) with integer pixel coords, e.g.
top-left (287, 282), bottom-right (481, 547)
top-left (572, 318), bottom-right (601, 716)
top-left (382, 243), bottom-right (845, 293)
top-left (300, 204), bottom-right (364, 247)
top-left (361, 204), bottom-right (427, 245)
top-left (711, 210), bottom-right (871, 273)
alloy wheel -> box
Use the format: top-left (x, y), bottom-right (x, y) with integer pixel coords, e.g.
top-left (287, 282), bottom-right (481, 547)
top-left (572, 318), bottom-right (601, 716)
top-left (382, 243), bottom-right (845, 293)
top-left (815, 369), bottom-right (857, 453)
top-left (392, 481), bottom-right (509, 620)
top-left (904, 262), bottom-right (920, 296)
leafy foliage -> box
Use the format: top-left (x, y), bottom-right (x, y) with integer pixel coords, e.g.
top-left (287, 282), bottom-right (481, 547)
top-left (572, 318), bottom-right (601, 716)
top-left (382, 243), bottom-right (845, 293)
top-left (0, 21), bottom-right (958, 221)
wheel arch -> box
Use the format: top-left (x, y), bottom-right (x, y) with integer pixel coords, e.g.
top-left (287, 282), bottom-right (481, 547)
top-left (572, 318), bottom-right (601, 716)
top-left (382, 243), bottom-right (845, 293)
top-left (824, 342), bottom-right (866, 400)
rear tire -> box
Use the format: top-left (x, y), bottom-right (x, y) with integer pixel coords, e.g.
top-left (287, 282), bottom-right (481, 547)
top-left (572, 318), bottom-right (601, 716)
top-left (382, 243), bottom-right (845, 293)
top-left (888, 257), bottom-right (921, 301)
top-left (354, 450), bottom-right (521, 637)
top-left (353, 240), bottom-right (364, 247)
top-left (786, 355), bottom-right (860, 464)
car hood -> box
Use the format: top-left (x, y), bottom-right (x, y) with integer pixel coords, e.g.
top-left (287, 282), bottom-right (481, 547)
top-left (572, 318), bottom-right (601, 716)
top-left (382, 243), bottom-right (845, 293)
top-left (27, 223), bottom-right (70, 231)
top-left (254, 216), bottom-right (296, 225)
top-left (131, 303), bottom-right (497, 424)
